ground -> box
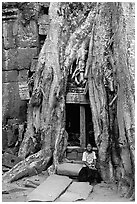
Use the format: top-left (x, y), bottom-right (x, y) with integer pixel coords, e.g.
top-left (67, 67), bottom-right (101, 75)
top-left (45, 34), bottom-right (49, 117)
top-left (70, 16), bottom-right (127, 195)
top-left (2, 170), bottom-right (131, 202)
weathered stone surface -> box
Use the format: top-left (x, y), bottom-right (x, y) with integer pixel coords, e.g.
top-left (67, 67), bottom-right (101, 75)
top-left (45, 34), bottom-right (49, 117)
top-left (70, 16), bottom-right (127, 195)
top-left (27, 174), bottom-right (72, 202)
top-left (2, 70), bottom-right (18, 83)
top-left (39, 24), bottom-right (49, 35)
top-left (3, 49), bottom-right (18, 70)
top-left (7, 118), bottom-right (20, 126)
top-left (66, 92), bottom-right (89, 104)
top-left (6, 126), bottom-right (18, 148)
top-left (2, 152), bottom-right (22, 168)
top-left (2, 128), bottom-right (8, 150)
top-left (2, 20), bottom-right (16, 49)
top-left (2, 60), bottom-right (6, 70)
top-left (30, 57), bottom-right (38, 72)
top-left (57, 182), bottom-right (93, 202)
top-left (17, 47), bottom-right (38, 70)
top-left (2, 182), bottom-right (27, 194)
top-left (38, 15), bottom-right (49, 35)
top-left (18, 81), bottom-right (30, 100)
top-left (3, 47), bottom-right (38, 71)
top-left (66, 147), bottom-right (84, 160)
top-left (24, 174), bottom-right (47, 187)
top-left (16, 20), bottom-right (38, 48)
top-left (18, 69), bottom-right (28, 82)
top-left (56, 163), bottom-right (83, 177)
top-left (2, 82), bottom-right (27, 122)
top-left (39, 2), bottom-right (50, 8)
top-left (24, 180), bottom-right (38, 188)
top-left (2, 39), bottom-right (6, 61)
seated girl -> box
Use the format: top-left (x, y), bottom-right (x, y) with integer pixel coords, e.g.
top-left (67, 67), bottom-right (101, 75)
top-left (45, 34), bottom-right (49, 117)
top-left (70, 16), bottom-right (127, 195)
top-left (78, 143), bottom-right (102, 184)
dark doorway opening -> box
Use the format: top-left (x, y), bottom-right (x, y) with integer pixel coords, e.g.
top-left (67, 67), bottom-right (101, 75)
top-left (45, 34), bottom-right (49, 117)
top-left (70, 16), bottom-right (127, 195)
top-left (66, 104), bottom-right (96, 148)
top-left (66, 104), bottom-right (80, 146)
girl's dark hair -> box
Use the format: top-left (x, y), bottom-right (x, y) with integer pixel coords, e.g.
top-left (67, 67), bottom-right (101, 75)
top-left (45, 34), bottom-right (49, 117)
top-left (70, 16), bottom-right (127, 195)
top-left (87, 143), bottom-right (92, 147)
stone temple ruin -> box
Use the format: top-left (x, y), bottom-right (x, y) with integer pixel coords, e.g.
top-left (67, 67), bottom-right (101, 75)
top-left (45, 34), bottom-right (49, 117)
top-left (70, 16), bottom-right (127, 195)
top-left (2, 2), bottom-right (135, 202)
top-left (2, 2), bottom-right (97, 168)
top-left (2, 2), bottom-right (50, 167)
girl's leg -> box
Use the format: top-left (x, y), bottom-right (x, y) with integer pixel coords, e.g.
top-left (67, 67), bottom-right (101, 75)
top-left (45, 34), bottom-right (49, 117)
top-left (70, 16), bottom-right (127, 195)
top-left (78, 167), bottom-right (88, 182)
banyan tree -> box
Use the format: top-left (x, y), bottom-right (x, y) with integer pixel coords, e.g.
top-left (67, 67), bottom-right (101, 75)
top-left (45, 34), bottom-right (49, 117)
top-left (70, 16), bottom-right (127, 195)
top-left (3, 2), bottom-right (135, 200)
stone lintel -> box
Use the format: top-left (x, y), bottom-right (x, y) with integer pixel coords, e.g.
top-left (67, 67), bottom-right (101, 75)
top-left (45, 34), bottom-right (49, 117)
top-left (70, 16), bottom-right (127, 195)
top-left (66, 92), bottom-right (89, 104)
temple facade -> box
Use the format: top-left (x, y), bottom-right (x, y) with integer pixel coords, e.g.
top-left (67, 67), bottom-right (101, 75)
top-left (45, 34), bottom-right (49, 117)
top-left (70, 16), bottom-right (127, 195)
top-left (2, 2), bottom-right (96, 155)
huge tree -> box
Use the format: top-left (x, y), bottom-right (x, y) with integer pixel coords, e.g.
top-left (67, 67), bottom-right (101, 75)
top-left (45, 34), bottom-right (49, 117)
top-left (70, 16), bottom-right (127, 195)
top-left (3, 2), bottom-right (135, 200)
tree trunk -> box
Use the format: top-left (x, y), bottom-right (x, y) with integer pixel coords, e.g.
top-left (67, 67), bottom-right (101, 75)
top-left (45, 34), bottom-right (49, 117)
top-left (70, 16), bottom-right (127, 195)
top-left (3, 2), bottom-right (98, 182)
top-left (112, 3), bottom-right (135, 199)
top-left (3, 2), bottom-right (135, 200)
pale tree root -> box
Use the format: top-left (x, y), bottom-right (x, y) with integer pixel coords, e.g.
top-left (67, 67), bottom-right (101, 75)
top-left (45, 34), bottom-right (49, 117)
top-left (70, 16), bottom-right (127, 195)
top-left (2, 149), bottom-right (52, 183)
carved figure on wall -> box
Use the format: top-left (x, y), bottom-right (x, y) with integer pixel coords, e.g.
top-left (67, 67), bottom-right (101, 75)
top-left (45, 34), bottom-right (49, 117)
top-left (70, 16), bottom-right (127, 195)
top-left (69, 37), bottom-right (90, 87)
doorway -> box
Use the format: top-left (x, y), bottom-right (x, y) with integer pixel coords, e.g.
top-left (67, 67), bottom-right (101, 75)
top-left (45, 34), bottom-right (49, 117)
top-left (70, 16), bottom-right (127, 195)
top-left (66, 104), bottom-right (80, 146)
top-left (65, 104), bottom-right (96, 148)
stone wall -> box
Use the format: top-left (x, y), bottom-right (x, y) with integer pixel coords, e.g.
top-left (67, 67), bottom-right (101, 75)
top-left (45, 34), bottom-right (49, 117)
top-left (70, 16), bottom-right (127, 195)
top-left (2, 2), bottom-right (49, 150)
top-left (2, 6), bottom-right (37, 123)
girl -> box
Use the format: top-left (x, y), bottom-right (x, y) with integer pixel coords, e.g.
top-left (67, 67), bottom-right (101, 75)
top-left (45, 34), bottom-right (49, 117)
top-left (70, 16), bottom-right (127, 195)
top-left (78, 143), bottom-right (102, 184)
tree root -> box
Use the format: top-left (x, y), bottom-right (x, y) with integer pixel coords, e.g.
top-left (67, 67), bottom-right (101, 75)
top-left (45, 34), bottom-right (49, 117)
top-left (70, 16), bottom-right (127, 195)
top-left (2, 149), bottom-right (52, 183)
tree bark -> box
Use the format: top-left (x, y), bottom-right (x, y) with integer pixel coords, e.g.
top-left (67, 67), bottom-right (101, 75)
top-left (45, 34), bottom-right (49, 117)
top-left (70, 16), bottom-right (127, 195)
top-left (111, 2), bottom-right (135, 199)
top-left (3, 149), bottom-right (52, 183)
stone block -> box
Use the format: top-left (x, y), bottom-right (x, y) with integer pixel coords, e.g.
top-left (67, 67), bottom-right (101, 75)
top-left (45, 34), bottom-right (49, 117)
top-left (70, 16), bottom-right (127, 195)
top-left (17, 47), bottom-right (38, 70)
top-left (27, 175), bottom-right (72, 202)
top-left (66, 150), bottom-right (78, 160)
top-left (57, 182), bottom-right (93, 202)
top-left (2, 60), bottom-right (6, 71)
top-left (2, 39), bottom-right (6, 61)
top-left (2, 128), bottom-right (8, 150)
top-left (2, 70), bottom-right (18, 83)
top-left (39, 24), bottom-right (49, 35)
top-left (66, 92), bottom-right (89, 104)
top-left (56, 163), bottom-right (83, 177)
top-left (12, 20), bottom-right (18, 36)
top-left (17, 36), bottom-right (38, 48)
top-left (2, 20), bottom-right (16, 49)
top-left (38, 15), bottom-right (49, 35)
top-left (18, 81), bottom-right (30, 100)
top-left (18, 70), bottom-right (28, 82)
top-left (66, 146), bottom-right (84, 161)
top-left (30, 57), bottom-right (38, 72)
top-left (17, 20), bottom-right (39, 48)
top-left (3, 47), bottom-right (38, 70)
top-left (7, 118), bottom-right (20, 126)
top-left (3, 49), bottom-right (18, 70)
top-left (6, 123), bottom-right (18, 147)
top-left (2, 82), bottom-right (28, 122)
top-left (2, 152), bottom-right (22, 168)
